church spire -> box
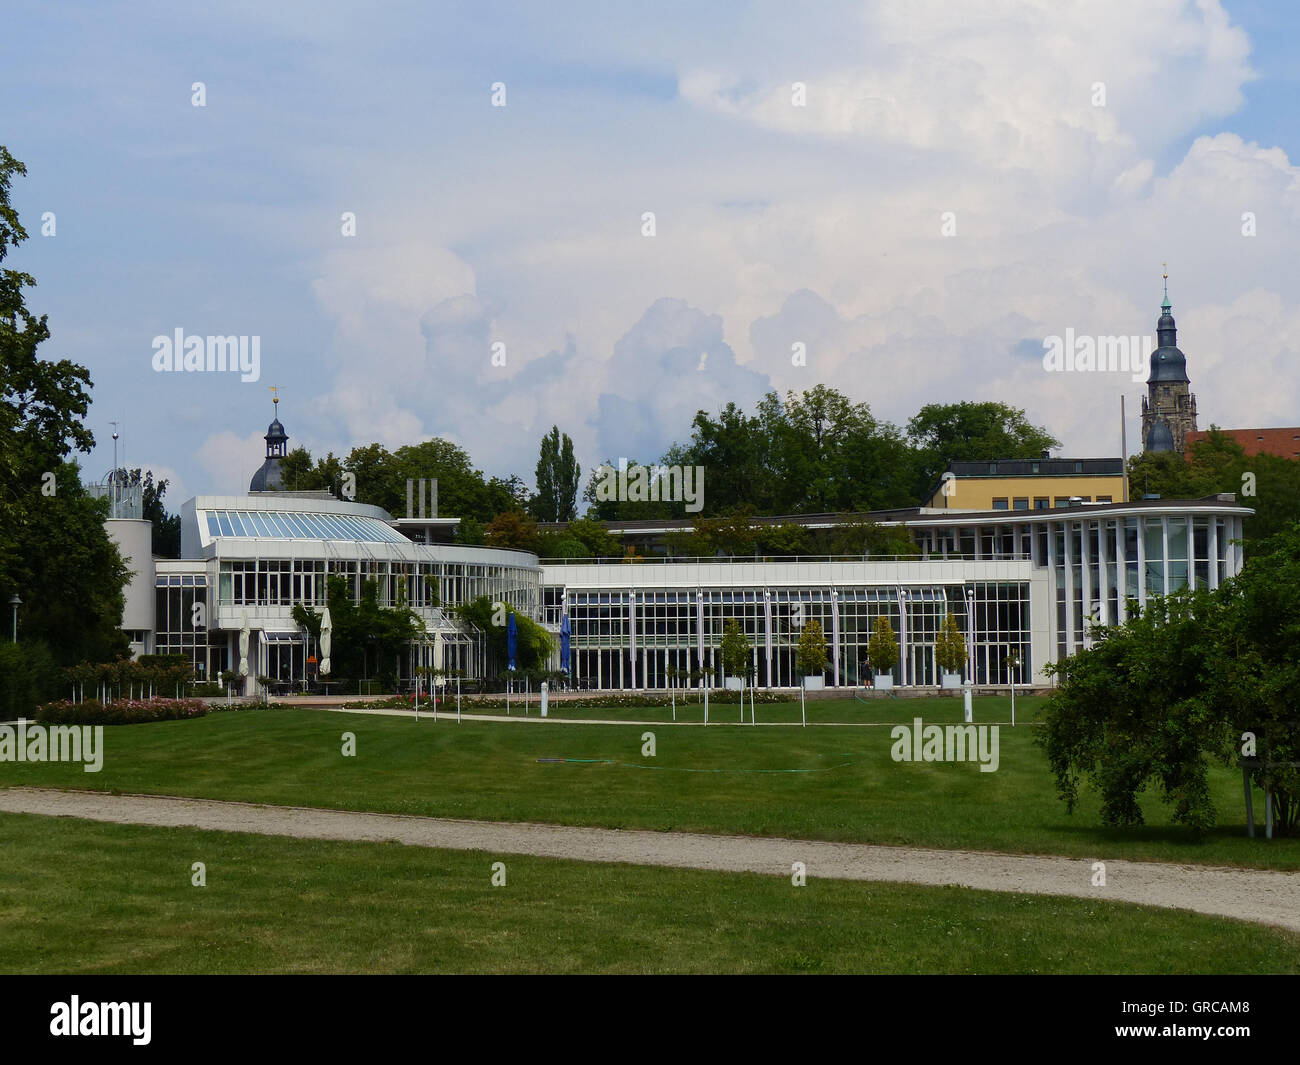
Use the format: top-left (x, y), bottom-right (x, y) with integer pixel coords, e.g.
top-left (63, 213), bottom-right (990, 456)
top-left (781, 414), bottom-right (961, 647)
top-left (1161, 262), bottom-right (1170, 311)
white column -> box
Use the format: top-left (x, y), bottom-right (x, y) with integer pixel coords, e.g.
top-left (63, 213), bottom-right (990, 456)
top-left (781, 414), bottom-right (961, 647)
top-left (1116, 520), bottom-right (1128, 623)
top-left (896, 585), bottom-right (909, 686)
top-left (696, 590), bottom-right (704, 687)
top-left (830, 589), bottom-right (841, 687)
top-left (1080, 521), bottom-right (1093, 644)
top-left (1161, 516), bottom-right (1170, 596)
top-left (1136, 514), bottom-right (1147, 607)
top-left (1062, 522), bottom-right (1075, 654)
top-left (627, 591), bottom-right (637, 689)
top-left (1208, 518), bottom-right (1219, 590)
top-left (763, 590), bottom-right (773, 688)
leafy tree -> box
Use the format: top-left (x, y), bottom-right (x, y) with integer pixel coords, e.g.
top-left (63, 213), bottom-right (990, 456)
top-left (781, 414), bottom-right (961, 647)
top-left (485, 510), bottom-right (541, 553)
top-left (907, 401), bottom-right (1060, 501)
top-left (0, 146), bottom-right (128, 666)
top-left (453, 595), bottom-right (554, 672)
top-left (292, 574), bottom-right (423, 684)
top-left (112, 468), bottom-right (180, 558)
top-left (934, 612), bottom-right (967, 675)
top-left (1040, 589), bottom-right (1230, 833)
top-left (564, 516), bottom-right (622, 557)
top-left (720, 619), bottom-right (751, 679)
top-left (867, 616), bottom-right (899, 676)
top-left (532, 426), bottom-right (581, 522)
top-left (795, 619), bottom-right (829, 678)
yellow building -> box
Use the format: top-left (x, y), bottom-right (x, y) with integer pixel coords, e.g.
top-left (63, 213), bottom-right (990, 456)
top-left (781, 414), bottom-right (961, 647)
top-left (924, 456), bottom-right (1127, 511)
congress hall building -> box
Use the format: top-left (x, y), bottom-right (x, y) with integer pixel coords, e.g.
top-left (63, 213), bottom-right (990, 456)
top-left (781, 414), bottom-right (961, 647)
top-left (102, 394), bottom-right (1251, 695)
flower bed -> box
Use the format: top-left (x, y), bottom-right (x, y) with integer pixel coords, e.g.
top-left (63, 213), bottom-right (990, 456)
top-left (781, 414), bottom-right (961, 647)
top-left (34, 697), bottom-right (215, 726)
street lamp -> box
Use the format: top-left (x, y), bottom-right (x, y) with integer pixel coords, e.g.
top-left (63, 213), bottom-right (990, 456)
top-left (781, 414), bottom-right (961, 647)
top-left (9, 594), bottom-right (20, 644)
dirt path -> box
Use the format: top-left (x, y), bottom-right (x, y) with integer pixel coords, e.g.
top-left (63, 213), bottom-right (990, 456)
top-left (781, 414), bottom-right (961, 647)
top-left (2, 786), bottom-right (1297, 932)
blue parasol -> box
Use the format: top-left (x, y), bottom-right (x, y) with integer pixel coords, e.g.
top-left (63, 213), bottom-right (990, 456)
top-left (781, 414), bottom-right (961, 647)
top-left (560, 613), bottom-right (571, 673)
top-left (507, 611), bottom-right (518, 671)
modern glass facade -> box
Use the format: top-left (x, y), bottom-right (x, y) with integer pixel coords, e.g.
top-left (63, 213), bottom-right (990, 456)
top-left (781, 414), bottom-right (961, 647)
top-left (542, 500), bottom-right (1248, 690)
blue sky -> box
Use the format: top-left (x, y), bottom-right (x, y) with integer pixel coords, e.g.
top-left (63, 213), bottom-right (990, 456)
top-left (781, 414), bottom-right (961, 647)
top-left (3, 0), bottom-right (1299, 503)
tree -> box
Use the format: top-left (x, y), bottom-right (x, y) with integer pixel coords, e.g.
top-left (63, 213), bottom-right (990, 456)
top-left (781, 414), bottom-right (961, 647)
top-left (113, 468), bottom-right (180, 558)
top-left (867, 616), bottom-right (899, 677)
top-left (795, 619), bottom-right (829, 678)
top-left (0, 146), bottom-right (128, 666)
top-left (454, 595), bottom-right (554, 673)
top-left (533, 426), bottom-right (581, 522)
top-left (293, 574), bottom-right (424, 686)
top-left (485, 510), bottom-right (541, 553)
top-left (720, 619), bottom-right (751, 680)
top-left (934, 612), bottom-right (967, 676)
top-left (1039, 589), bottom-right (1230, 834)
top-left (907, 401), bottom-right (1060, 501)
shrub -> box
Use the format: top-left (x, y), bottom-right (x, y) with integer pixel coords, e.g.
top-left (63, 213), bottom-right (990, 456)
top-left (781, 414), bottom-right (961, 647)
top-left (34, 697), bottom-right (211, 726)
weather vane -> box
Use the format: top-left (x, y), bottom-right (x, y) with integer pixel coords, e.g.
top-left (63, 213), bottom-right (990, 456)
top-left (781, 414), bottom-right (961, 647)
top-left (269, 384), bottom-right (280, 407)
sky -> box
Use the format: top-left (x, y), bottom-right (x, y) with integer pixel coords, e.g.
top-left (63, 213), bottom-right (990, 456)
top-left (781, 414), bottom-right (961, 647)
top-left (4, 0), bottom-right (1299, 505)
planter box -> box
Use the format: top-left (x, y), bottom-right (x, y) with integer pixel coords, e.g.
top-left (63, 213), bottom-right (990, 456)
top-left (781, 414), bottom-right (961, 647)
top-left (724, 676), bottom-right (744, 691)
top-left (940, 672), bottom-right (963, 690)
top-left (873, 675), bottom-right (895, 692)
top-left (803, 676), bottom-right (825, 691)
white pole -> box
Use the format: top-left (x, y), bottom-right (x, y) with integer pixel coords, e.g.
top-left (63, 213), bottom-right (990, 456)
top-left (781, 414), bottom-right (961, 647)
top-left (1010, 668), bottom-right (1016, 728)
top-left (456, 674), bottom-right (461, 724)
top-left (672, 682), bottom-right (676, 722)
top-left (800, 681), bottom-right (806, 728)
top-left (704, 685), bottom-right (709, 725)
top-left (414, 672), bottom-right (419, 722)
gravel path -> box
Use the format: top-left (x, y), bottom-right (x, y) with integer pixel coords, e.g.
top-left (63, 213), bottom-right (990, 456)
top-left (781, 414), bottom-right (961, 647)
top-left (3, 786), bottom-right (1297, 932)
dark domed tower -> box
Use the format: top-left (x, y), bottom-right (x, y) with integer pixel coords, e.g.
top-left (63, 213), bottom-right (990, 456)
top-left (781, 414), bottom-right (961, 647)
top-left (249, 393), bottom-right (289, 492)
top-left (1141, 269), bottom-right (1198, 455)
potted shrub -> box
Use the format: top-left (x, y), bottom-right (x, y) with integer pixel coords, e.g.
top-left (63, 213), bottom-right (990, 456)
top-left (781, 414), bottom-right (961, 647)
top-left (720, 619), bottom-right (750, 691)
top-left (796, 619), bottom-right (829, 691)
top-left (935, 613), bottom-right (967, 689)
top-left (867, 616), bottom-right (899, 691)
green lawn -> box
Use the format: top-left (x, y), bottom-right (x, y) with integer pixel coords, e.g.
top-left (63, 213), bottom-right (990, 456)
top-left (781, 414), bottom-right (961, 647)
top-left (1, 813), bottom-right (1295, 974)
top-left (3, 704), bottom-right (1293, 868)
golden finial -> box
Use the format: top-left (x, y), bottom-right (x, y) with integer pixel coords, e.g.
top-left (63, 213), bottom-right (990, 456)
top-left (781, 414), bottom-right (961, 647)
top-left (269, 384), bottom-right (280, 406)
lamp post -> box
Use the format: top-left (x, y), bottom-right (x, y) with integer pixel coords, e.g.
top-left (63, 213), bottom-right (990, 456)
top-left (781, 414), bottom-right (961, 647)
top-left (9, 594), bottom-right (20, 643)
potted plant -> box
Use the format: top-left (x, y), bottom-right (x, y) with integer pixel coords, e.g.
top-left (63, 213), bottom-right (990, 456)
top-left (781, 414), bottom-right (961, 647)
top-left (720, 619), bottom-right (750, 691)
top-left (867, 616), bottom-right (899, 692)
top-left (934, 613), bottom-right (966, 690)
top-left (796, 619), bottom-right (829, 691)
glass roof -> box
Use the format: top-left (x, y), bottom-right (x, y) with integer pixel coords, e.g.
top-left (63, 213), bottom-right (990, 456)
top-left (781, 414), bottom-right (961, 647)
top-left (202, 510), bottom-right (408, 544)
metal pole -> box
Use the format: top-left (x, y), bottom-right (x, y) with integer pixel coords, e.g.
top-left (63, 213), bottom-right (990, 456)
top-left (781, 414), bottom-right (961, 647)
top-left (457, 674), bottom-right (461, 724)
top-left (800, 681), bottom-right (806, 727)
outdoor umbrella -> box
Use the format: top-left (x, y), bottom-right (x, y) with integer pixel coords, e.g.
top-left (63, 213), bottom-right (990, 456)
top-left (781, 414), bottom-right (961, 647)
top-left (560, 613), bottom-right (571, 673)
top-left (319, 606), bottom-right (332, 676)
top-left (238, 611), bottom-right (250, 678)
top-left (507, 612), bottom-right (518, 671)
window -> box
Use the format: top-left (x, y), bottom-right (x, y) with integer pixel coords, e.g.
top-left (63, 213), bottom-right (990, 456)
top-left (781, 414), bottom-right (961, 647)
top-left (1074, 461), bottom-right (1083, 473)
top-left (1013, 497), bottom-right (1029, 510)
top-left (1097, 496), bottom-right (1112, 503)
top-left (1034, 497), bottom-right (1049, 509)
top-left (1054, 497), bottom-right (1072, 508)
top-left (992, 497), bottom-right (1009, 510)
top-left (988, 463), bottom-right (998, 475)
top-left (1031, 462), bottom-right (1040, 474)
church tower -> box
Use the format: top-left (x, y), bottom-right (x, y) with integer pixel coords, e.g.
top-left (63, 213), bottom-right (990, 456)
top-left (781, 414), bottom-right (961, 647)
top-left (249, 388), bottom-right (289, 491)
top-left (1141, 268), bottom-right (1197, 454)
